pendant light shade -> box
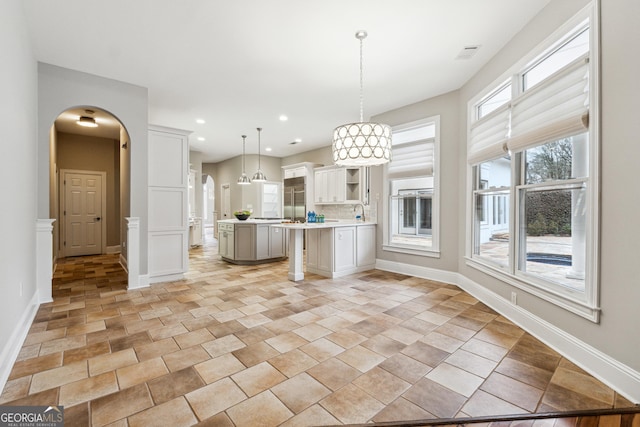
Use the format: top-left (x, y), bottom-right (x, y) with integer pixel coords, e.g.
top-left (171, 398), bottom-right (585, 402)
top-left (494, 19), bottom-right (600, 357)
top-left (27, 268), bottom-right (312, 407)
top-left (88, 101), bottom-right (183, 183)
top-left (237, 135), bottom-right (251, 185)
top-left (332, 30), bottom-right (392, 166)
top-left (252, 127), bottom-right (267, 182)
top-left (76, 109), bottom-right (98, 128)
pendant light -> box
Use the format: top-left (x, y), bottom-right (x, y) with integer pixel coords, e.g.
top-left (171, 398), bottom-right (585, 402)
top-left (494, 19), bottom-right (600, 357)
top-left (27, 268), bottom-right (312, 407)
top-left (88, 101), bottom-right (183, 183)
top-left (332, 31), bottom-right (391, 166)
top-left (252, 127), bottom-right (267, 182)
top-left (76, 109), bottom-right (98, 128)
top-left (237, 135), bottom-right (251, 185)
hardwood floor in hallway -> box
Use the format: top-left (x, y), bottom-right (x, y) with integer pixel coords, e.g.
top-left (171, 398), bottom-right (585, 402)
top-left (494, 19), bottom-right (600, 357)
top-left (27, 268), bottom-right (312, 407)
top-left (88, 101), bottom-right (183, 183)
top-left (0, 229), bottom-right (634, 426)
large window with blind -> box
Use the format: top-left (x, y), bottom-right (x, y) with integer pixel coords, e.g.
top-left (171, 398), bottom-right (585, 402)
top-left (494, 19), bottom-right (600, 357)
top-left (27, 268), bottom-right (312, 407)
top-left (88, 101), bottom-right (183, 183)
top-left (383, 116), bottom-right (440, 256)
top-left (466, 4), bottom-right (600, 321)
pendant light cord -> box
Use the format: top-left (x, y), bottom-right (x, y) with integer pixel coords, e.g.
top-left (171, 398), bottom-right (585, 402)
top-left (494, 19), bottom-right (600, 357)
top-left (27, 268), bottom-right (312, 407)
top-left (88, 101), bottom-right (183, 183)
top-left (359, 34), bottom-right (364, 123)
top-left (242, 135), bottom-right (247, 173)
top-left (257, 128), bottom-right (262, 169)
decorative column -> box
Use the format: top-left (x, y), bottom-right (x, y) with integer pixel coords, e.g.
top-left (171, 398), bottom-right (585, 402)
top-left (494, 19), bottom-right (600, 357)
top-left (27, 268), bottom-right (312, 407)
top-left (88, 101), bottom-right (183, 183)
top-left (36, 219), bottom-right (55, 303)
top-left (125, 217), bottom-right (142, 289)
top-left (567, 134), bottom-right (587, 280)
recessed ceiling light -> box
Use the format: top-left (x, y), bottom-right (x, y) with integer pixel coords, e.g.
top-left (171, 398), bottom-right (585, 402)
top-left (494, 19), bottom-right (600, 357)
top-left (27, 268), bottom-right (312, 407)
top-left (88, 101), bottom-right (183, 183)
top-left (196, 119), bottom-right (206, 124)
top-left (197, 137), bottom-right (205, 141)
top-left (279, 115), bottom-right (288, 121)
top-left (294, 138), bottom-right (302, 143)
top-left (265, 147), bottom-right (272, 152)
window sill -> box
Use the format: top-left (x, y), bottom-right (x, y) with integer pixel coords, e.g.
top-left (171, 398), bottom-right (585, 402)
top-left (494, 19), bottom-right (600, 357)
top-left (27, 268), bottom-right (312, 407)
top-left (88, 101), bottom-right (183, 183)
top-left (383, 244), bottom-right (440, 258)
top-left (465, 256), bottom-right (600, 322)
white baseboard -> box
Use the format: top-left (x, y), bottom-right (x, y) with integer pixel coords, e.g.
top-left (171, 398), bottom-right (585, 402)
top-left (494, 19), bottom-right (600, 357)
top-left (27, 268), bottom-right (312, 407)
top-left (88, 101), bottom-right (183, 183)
top-left (375, 258), bottom-right (459, 285)
top-left (119, 253), bottom-right (128, 273)
top-left (148, 272), bottom-right (184, 285)
top-left (128, 274), bottom-right (150, 290)
top-left (107, 245), bottom-right (121, 254)
top-left (0, 291), bottom-right (40, 396)
top-left (375, 258), bottom-right (640, 404)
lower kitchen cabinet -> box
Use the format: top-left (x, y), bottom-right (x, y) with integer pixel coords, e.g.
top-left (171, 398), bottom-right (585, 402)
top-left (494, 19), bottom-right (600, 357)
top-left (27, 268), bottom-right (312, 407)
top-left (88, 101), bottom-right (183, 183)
top-left (218, 221), bottom-right (287, 264)
top-left (306, 224), bottom-right (375, 278)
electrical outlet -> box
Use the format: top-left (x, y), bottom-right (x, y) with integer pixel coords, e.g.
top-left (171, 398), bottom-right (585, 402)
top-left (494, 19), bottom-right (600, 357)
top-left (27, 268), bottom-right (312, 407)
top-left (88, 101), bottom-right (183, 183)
top-left (510, 291), bottom-right (517, 305)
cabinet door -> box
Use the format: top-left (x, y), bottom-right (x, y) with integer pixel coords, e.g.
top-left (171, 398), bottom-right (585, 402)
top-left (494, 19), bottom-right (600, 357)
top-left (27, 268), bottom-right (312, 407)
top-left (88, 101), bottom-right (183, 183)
top-left (317, 228), bottom-right (333, 271)
top-left (334, 227), bottom-right (356, 272)
top-left (307, 229), bottom-right (319, 268)
top-left (357, 225), bottom-right (376, 267)
top-left (333, 168), bottom-right (346, 203)
top-left (234, 224), bottom-right (254, 260)
top-left (255, 225), bottom-right (270, 260)
top-left (314, 170), bottom-right (326, 204)
top-left (218, 231), bottom-right (227, 257)
top-left (270, 226), bottom-right (285, 258)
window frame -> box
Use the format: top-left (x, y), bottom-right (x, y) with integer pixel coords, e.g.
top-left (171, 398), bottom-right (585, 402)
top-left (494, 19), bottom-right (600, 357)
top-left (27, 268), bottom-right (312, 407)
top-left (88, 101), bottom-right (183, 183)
top-left (465, 3), bottom-right (600, 322)
top-left (383, 116), bottom-right (441, 257)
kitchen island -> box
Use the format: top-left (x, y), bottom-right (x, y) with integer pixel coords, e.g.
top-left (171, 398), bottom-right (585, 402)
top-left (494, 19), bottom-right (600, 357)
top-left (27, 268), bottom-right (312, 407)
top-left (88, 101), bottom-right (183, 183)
top-left (217, 219), bottom-right (287, 265)
top-left (274, 220), bottom-right (376, 281)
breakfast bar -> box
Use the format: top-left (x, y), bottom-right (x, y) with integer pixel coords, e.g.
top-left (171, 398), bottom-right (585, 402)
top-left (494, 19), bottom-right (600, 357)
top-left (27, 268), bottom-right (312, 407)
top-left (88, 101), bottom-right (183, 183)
top-left (275, 220), bottom-right (376, 281)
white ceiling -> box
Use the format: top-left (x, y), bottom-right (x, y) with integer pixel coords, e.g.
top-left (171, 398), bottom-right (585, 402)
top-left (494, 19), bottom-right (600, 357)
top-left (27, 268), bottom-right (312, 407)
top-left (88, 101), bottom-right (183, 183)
top-left (23, 0), bottom-right (550, 163)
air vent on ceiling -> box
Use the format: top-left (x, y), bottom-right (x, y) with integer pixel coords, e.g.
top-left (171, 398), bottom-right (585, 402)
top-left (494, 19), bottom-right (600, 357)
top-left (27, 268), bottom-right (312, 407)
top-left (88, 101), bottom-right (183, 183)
top-left (456, 45), bottom-right (481, 60)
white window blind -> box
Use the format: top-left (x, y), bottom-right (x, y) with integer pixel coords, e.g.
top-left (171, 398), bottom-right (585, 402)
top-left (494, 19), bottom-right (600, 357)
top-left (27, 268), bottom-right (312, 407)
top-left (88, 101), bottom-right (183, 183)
top-left (467, 104), bottom-right (510, 165)
top-left (388, 139), bottom-right (434, 178)
top-left (468, 54), bottom-right (590, 166)
top-left (508, 55), bottom-right (589, 153)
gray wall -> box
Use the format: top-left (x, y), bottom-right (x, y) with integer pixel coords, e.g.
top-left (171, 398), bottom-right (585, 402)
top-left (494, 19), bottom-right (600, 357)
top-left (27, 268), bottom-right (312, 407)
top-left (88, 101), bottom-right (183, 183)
top-left (455, 0), bottom-right (640, 374)
top-left (37, 63), bottom-right (149, 274)
top-left (0, 0), bottom-right (38, 382)
top-left (205, 154), bottom-right (282, 220)
top-left (370, 91), bottom-right (460, 273)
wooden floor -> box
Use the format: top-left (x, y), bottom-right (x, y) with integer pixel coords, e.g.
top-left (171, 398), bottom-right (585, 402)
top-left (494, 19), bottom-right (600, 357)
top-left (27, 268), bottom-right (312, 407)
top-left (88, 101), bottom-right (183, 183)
top-left (0, 229), bottom-right (635, 426)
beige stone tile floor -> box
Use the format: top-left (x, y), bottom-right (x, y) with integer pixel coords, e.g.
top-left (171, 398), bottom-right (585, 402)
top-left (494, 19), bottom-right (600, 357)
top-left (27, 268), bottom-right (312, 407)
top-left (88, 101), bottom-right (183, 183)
top-left (0, 228), bottom-right (633, 426)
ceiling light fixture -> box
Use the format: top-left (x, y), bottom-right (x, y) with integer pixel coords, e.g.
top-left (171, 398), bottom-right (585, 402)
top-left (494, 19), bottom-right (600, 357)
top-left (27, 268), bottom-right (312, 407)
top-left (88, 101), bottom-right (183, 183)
top-left (332, 30), bottom-right (391, 166)
top-left (196, 119), bottom-right (206, 124)
top-left (76, 109), bottom-right (98, 128)
top-left (279, 115), bottom-right (288, 121)
top-left (197, 137), bottom-right (205, 141)
top-left (237, 135), bottom-right (251, 185)
top-left (252, 127), bottom-right (267, 182)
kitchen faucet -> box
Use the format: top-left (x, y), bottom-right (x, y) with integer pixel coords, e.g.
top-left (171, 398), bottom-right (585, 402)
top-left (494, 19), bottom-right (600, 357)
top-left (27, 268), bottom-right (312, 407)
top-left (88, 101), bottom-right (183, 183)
top-left (353, 203), bottom-right (365, 222)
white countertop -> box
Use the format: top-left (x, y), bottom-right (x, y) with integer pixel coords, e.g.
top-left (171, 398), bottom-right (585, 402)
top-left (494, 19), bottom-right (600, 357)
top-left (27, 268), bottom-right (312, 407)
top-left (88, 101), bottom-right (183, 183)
top-left (218, 218), bottom-right (283, 224)
top-left (274, 220), bottom-right (376, 229)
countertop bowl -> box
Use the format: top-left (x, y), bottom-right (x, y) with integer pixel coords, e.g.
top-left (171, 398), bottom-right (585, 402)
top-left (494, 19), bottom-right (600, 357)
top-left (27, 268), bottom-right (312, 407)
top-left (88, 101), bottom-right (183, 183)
top-left (234, 213), bottom-right (250, 221)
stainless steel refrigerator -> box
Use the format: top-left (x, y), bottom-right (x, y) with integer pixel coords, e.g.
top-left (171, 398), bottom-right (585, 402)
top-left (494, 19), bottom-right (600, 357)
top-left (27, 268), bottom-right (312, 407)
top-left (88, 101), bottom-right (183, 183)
top-left (283, 177), bottom-right (306, 222)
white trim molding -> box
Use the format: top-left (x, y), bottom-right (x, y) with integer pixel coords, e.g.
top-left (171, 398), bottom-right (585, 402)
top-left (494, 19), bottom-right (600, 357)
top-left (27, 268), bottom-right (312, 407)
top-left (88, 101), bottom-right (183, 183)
top-left (0, 292), bottom-right (39, 397)
top-left (125, 217), bottom-right (147, 290)
top-left (36, 219), bottom-right (55, 303)
top-left (375, 258), bottom-right (640, 403)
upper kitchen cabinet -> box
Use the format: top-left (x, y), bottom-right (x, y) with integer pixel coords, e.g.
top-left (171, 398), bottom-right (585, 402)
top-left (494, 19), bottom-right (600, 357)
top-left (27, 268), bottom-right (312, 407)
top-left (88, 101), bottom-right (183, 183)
top-left (314, 165), bottom-right (368, 204)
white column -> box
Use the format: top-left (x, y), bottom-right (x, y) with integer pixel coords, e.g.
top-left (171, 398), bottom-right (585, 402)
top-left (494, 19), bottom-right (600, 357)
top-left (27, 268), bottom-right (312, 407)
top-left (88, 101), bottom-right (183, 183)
top-left (125, 217), bottom-right (143, 289)
top-left (36, 219), bottom-right (55, 303)
top-left (288, 228), bottom-right (305, 281)
top-left (567, 134), bottom-right (587, 280)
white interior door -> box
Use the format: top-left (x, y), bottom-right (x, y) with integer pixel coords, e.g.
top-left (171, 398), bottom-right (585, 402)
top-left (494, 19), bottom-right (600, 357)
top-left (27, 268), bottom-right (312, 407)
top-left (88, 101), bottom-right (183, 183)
top-left (63, 171), bottom-right (104, 257)
top-left (221, 184), bottom-right (231, 220)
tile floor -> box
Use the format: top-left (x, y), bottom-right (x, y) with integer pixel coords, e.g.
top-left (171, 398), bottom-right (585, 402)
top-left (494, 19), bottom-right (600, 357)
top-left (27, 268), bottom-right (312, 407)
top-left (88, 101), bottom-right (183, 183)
top-left (0, 229), bottom-right (634, 426)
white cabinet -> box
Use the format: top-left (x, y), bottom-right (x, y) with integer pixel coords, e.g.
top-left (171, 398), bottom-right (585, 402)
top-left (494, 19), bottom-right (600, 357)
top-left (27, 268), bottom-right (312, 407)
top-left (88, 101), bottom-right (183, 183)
top-left (306, 224), bottom-right (375, 278)
top-left (314, 166), bottom-right (364, 204)
top-left (218, 222), bottom-right (234, 259)
top-left (148, 125), bottom-right (191, 283)
top-left (357, 225), bottom-right (376, 267)
top-left (334, 227), bottom-right (356, 272)
top-left (307, 228), bottom-right (333, 272)
top-left (284, 166), bottom-right (306, 179)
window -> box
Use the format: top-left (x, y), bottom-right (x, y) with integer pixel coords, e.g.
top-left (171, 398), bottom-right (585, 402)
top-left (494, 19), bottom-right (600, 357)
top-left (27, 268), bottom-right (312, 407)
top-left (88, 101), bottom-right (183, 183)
top-left (384, 117), bottom-right (439, 256)
top-left (466, 5), bottom-right (599, 321)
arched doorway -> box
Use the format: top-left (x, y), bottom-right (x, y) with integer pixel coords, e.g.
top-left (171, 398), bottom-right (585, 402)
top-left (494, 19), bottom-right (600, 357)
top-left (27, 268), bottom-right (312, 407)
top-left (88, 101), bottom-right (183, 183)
top-left (49, 106), bottom-right (131, 270)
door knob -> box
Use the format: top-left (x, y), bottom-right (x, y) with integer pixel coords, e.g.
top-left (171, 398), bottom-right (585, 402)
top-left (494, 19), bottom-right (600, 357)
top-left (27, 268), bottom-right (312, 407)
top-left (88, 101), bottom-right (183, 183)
top-left (96, 217), bottom-right (101, 221)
